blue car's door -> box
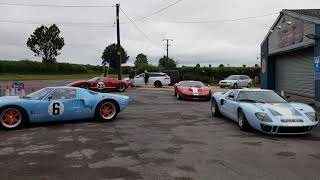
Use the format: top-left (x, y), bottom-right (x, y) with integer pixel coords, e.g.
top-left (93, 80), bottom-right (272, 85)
top-left (32, 88), bottom-right (81, 122)
top-left (220, 90), bottom-right (239, 121)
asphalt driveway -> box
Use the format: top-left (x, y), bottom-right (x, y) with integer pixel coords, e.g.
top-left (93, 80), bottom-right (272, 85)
top-left (0, 88), bottom-right (319, 180)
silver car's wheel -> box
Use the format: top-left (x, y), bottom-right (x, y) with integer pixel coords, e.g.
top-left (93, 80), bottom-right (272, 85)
top-left (247, 83), bottom-right (252, 88)
top-left (238, 109), bottom-right (250, 131)
top-left (211, 98), bottom-right (221, 117)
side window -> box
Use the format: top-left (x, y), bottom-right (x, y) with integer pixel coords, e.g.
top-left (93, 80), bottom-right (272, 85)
top-left (225, 90), bottom-right (238, 101)
top-left (49, 89), bottom-right (77, 100)
top-left (240, 76), bottom-right (245, 80)
top-left (246, 76), bottom-right (250, 80)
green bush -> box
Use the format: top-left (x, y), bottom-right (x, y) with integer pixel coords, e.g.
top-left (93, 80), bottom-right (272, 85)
top-left (177, 66), bottom-right (261, 84)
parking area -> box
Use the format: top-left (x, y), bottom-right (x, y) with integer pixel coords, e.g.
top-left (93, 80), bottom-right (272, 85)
top-left (0, 87), bottom-right (320, 180)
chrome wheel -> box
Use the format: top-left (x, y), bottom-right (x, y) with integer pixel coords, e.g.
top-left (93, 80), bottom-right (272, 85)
top-left (211, 103), bottom-right (216, 115)
top-left (117, 84), bottom-right (125, 92)
top-left (0, 108), bottom-right (22, 129)
top-left (99, 102), bottom-right (117, 120)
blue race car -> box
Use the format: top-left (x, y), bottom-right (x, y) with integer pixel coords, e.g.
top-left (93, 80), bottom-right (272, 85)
top-left (0, 87), bottom-right (129, 130)
top-left (211, 89), bottom-right (319, 134)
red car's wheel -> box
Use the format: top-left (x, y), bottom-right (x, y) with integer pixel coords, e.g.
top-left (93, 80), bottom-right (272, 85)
top-left (117, 84), bottom-right (126, 92)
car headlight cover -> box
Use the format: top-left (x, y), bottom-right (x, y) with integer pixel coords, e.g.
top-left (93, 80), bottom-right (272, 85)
top-left (305, 112), bottom-right (317, 122)
top-left (255, 112), bottom-right (273, 122)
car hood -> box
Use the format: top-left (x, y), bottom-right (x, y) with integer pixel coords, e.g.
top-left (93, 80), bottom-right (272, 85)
top-left (67, 80), bottom-right (87, 86)
top-left (0, 96), bottom-right (21, 103)
top-left (256, 103), bottom-right (304, 118)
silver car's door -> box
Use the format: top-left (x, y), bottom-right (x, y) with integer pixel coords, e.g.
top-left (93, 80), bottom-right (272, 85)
top-left (220, 90), bottom-right (239, 121)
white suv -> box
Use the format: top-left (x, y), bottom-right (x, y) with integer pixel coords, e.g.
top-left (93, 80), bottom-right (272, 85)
top-left (219, 75), bottom-right (252, 89)
top-left (133, 72), bottom-right (171, 87)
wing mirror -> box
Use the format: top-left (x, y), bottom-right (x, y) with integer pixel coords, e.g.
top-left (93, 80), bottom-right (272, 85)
top-left (47, 96), bottom-right (52, 101)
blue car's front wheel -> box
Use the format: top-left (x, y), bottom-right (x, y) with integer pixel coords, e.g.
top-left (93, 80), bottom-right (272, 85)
top-left (95, 100), bottom-right (119, 121)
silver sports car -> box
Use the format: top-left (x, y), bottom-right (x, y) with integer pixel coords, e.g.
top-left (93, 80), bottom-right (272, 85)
top-left (211, 89), bottom-right (319, 134)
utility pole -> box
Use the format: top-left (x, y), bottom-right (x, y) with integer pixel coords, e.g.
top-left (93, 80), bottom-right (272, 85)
top-left (163, 39), bottom-right (173, 59)
top-left (116, 3), bottom-right (122, 80)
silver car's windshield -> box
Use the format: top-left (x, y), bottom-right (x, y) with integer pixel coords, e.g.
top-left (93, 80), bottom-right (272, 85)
top-left (24, 88), bottom-right (54, 100)
top-left (237, 91), bottom-right (286, 103)
top-left (226, 75), bottom-right (238, 80)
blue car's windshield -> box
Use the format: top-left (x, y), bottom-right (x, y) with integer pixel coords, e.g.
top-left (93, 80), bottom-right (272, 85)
top-left (237, 91), bottom-right (286, 103)
top-left (24, 88), bottom-right (54, 100)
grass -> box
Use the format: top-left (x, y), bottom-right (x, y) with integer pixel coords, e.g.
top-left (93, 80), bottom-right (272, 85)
top-left (0, 74), bottom-right (126, 81)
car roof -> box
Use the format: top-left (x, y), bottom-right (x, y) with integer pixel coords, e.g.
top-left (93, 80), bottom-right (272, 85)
top-left (236, 88), bottom-right (273, 92)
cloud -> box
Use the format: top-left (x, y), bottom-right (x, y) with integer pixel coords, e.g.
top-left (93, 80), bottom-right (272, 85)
top-left (1, 0), bottom-right (320, 66)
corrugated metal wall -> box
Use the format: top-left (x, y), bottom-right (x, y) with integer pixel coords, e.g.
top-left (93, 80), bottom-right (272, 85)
top-left (268, 15), bottom-right (315, 55)
top-left (275, 47), bottom-right (315, 98)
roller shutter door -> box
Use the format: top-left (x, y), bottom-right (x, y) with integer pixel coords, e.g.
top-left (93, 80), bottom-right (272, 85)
top-left (275, 47), bottom-right (314, 98)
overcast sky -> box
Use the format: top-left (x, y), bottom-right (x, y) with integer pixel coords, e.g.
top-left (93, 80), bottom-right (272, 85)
top-left (1, 0), bottom-right (320, 67)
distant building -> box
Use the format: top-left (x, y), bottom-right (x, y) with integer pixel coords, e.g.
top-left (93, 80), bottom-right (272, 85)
top-left (261, 9), bottom-right (320, 101)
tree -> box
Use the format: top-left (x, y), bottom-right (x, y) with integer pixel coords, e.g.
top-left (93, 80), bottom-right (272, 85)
top-left (243, 65), bottom-right (247, 68)
top-left (195, 64), bottom-right (200, 68)
top-left (27, 24), bottom-right (65, 64)
top-left (219, 64), bottom-right (224, 68)
top-left (158, 56), bottom-right (176, 69)
top-left (101, 43), bottom-right (129, 68)
top-left (134, 53), bottom-right (148, 66)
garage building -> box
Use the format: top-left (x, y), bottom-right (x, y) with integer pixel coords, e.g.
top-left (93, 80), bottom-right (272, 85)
top-left (261, 9), bottom-right (320, 101)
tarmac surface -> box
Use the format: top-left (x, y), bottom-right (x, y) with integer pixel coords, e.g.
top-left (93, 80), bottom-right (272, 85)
top-left (0, 88), bottom-right (320, 180)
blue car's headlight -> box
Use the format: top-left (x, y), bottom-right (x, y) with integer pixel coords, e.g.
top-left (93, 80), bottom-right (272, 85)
top-left (255, 112), bottom-right (273, 122)
top-left (305, 112), bottom-right (318, 122)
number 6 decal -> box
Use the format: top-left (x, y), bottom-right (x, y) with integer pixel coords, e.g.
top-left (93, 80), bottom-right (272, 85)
top-left (48, 101), bottom-right (65, 116)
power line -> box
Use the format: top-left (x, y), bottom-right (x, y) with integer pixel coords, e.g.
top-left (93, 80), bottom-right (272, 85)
top-left (0, 19), bottom-right (115, 28)
top-left (167, 12), bottom-right (279, 24)
top-left (0, 2), bottom-right (114, 8)
top-left (119, 7), bottom-right (159, 48)
top-left (133, 0), bottom-right (185, 22)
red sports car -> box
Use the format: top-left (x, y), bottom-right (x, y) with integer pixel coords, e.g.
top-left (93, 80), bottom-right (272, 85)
top-left (174, 81), bottom-right (212, 101)
top-left (68, 77), bottom-right (129, 92)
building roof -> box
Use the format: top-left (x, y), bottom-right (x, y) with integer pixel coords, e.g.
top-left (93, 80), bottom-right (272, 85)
top-left (261, 9), bottom-right (320, 46)
top-left (284, 9), bottom-right (320, 19)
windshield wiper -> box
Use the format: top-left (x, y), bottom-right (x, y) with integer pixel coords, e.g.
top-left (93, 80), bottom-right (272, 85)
top-left (238, 99), bottom-right (264, 103)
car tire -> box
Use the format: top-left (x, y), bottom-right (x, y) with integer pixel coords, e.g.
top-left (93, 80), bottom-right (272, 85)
top-left (95, 100), bottom-right (119, 121)
top-left (233, 83), bottom-right (238, 89)
top-left (80, 84), bottom-right (90, 89)
top-left (211, 98), bottom-right (221, 117)
top-left (0, 106), bottom-right (27, 130)
top-left (117, 84), bottom-right (126, 92)
top-left (176, 91), bottom-right (181, 100)
top-left (238, 109), bottom-right (251, 131)
top-left (154, 81), bottom-right (163, 88)
top-left (247, 83), bottom-right (252, 88)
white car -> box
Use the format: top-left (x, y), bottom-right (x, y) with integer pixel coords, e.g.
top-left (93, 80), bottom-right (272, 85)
top-left (133, 72), bottom-right (171, 87)
top-left (219, 75), bottom-right (252, 89)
